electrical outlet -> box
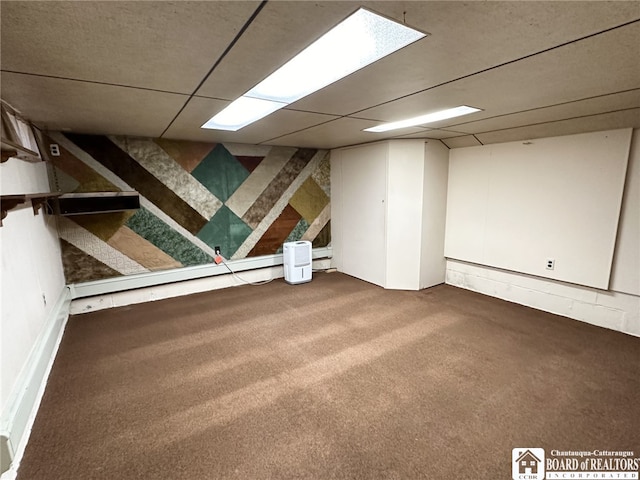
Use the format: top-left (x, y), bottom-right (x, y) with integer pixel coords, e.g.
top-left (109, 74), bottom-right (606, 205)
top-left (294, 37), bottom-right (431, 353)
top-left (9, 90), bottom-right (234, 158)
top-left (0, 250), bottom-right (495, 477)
top-left (214, 246), bottom-right (221, 256)
top-left (49, 144), bottom-right (60, 156)
top-left (546, 258), bottom-right (555, 270)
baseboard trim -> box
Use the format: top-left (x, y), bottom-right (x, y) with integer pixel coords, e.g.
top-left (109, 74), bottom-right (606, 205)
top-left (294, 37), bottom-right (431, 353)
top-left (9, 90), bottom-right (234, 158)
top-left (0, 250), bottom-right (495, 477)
top-left (70, 246), bottom-right (332, 299)
top-left (0, 287), bottom-right (72, 479)
top-left (70, 249), bottom-right (333, 314)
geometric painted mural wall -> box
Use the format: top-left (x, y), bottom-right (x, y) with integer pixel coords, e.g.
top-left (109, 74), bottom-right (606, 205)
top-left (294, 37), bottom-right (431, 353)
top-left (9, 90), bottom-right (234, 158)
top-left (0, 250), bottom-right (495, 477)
top-left (44, 133), bottom-right (330, 284)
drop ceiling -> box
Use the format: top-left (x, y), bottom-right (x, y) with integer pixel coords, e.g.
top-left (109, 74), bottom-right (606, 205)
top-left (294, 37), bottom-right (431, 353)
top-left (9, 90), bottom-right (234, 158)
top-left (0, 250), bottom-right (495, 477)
top-left (1, 1), bottom-right (639, 149)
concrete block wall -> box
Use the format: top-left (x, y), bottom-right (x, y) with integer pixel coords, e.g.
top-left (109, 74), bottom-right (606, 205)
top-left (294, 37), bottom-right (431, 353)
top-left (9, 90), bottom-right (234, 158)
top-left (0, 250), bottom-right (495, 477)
top-left (446, 259), bottom-right (640, 336)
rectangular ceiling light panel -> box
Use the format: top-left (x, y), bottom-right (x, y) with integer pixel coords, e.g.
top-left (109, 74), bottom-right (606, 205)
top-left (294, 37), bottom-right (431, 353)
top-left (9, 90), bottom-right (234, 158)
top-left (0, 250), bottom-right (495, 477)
top-left (364, 105), bottom-right (482, 133)
top-left (201, 97), bottom-right (286, 131)
top-left (202, 8), bottom-right (426, 131)
top-left (246, 9), bottom-right (426, 104)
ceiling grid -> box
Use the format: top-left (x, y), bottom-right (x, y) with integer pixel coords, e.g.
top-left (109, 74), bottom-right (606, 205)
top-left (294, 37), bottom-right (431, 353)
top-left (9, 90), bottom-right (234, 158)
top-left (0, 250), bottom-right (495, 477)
top-left (1, 1), bottom-right (638, 148)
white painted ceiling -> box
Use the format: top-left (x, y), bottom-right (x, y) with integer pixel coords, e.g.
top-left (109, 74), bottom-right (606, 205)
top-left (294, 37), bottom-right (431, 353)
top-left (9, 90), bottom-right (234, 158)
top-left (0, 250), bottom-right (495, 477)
top-left (1, 1), bottom-right (639, 149)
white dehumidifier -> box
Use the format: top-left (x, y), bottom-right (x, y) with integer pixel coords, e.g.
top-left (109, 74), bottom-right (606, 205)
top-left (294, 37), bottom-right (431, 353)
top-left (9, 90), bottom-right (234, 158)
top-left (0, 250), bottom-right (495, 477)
top-left (283, 240), bottom-right (312, 285)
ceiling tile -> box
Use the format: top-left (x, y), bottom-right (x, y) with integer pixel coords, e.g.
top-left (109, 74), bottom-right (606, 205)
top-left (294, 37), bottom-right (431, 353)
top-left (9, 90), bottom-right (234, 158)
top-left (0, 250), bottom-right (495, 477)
top-left (356, 23), bottom-right (640, 130)
top-left (162, 97), bottom-right (340, 145)
top-left (288, 1), bottom-right (640, 115)
top-left (194, 1), bottom-right (364, 101)
top-left (393, 129), bottom-right (465, 140)
top-left (1, 72), bottom-right (187, 137)
top-left (0, 1), bottom-right (261, 94)
top-left (441, 136), bottom-right (484, 149)
top-left (1, 2), bottom-right (638, 148)
top-left (475, 109), bottom-right (640, 145)
top-left (265, 117), bottom-right (425, 149)
top-left (446, 89), bottom-right (640, 134)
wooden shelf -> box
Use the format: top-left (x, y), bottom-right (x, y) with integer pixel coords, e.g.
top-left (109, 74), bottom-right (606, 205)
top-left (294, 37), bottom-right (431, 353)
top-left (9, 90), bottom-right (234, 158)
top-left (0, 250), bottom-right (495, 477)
top-left (1, 192), bottom-right (61, 226)
top-left (1, 137), bottom-right (41, 163)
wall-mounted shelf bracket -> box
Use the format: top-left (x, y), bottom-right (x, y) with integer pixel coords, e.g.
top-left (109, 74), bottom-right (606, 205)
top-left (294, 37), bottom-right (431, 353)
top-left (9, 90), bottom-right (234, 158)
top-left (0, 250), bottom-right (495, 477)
top-left (1, 137), bottom-right (41, 163)
top-left (0, 192), bottom-right (61, 226)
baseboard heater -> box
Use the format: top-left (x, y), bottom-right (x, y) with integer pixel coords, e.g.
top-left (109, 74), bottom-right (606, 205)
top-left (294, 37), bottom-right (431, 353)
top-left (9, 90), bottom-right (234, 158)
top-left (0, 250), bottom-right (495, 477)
top-left (69, 246), bottom-right (332, 298)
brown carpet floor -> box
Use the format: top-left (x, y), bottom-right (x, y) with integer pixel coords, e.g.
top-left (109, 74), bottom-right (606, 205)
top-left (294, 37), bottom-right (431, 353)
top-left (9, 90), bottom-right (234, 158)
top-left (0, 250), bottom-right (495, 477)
top-left (17, 272), bottom-right (640, 479)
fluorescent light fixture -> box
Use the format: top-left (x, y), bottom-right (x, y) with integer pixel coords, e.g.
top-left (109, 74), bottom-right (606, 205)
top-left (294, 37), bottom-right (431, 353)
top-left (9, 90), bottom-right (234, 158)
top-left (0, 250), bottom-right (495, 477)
top-left (202, 8), bottom-right (426, 131)
top-left (201, 97), bottom-right (287, 131)
top-left (245, 9), bottom-right (426, 104)
top-left (364, 106), bottom-right (482, 133)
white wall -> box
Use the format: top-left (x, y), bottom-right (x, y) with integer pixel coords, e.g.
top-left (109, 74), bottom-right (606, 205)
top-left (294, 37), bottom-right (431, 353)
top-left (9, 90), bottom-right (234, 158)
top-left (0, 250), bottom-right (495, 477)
top-left (445, 129), bottom-right (632, 290)
top-left (0, 158), bottom-right (67, 471)
top-left (330, 143), bottom-right (387, 287)
top-left (610, 128), bottom-right (640, 295)
top-left (331, 139), bottom-right (448, 290)
top-left (385, 141), bottom-right (425, 290)
top-left (445, 129), bottom-right (640, 336)
top-left (420, 140), bottom-right (449, 289)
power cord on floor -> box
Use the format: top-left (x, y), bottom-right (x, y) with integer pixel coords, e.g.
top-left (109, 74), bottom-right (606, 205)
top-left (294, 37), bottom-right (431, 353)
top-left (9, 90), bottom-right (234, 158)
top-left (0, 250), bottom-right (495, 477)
top-left (215, 254), bottom-right (275, 286)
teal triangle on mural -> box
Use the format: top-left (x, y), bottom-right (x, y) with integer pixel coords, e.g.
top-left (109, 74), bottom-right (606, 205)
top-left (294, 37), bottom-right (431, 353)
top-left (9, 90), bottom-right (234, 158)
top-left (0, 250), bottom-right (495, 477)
top-left (191, 144), bottom-right (249, 202)
top-left (126, 208), bottom-right (212, 266)
top-left (196, 205), bottom-right (252, 258)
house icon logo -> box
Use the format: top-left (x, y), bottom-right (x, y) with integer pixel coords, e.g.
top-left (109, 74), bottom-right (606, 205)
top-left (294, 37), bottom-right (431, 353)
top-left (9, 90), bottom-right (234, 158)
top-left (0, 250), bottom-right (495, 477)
top-left (512, 448), bottom-right (545, 480)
